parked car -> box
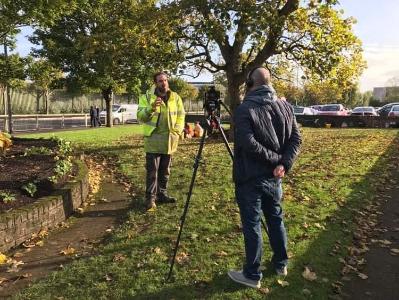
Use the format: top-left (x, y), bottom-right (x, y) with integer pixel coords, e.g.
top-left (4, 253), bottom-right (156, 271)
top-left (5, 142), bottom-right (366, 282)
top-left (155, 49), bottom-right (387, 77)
top-left (388, 105), bottom-right (399, 117)
top-left (310, 105), bottom-right (324, 112)
top-left (317, 104), bottom-right (349, 116)
top-left (377, 102), bottom-right (399, 117)
top-left (99, 104), bottom-right (138, 125)
top-left (293, 106), bottom-right (316, 115)
top-left (350, 106), bottom-right (378, 116)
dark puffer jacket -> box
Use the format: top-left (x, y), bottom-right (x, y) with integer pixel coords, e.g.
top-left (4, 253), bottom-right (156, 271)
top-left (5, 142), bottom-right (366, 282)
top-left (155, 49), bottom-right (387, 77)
top-left (233, 85), bottom-right (301, 185)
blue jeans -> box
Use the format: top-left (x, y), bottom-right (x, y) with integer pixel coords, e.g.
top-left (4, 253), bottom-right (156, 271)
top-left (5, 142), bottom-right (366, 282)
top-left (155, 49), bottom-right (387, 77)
top-left (235, 176), bottom-right (288, 281)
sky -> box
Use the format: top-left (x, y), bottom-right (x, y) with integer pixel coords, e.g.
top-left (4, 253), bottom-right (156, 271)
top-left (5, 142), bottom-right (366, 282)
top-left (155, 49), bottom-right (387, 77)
top-left (11, 0), bottom-right (399, 92)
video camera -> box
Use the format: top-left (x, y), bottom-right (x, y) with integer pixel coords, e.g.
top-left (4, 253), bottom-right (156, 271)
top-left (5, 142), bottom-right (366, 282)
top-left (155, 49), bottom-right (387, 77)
top-left (204, 86), bottom-right (221, 115)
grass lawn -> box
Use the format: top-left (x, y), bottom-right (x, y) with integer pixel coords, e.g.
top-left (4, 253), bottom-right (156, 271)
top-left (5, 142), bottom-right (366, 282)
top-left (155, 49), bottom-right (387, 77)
top-left (16, 126), bottom-right (399, 299)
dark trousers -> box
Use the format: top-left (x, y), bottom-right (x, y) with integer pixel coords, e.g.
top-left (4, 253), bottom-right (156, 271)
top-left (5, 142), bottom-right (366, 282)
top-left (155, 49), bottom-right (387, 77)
top-left (236, 176), bottom-right (288, 281)
top-left (145, 153), bottom-right (172, 197)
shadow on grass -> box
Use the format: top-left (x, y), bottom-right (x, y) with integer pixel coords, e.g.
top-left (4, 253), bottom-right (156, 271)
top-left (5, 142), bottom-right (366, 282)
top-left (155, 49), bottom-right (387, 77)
top-left (122, 132), bottom-right (399, 299)
top-left (263, 132), bottom-right (399, 298)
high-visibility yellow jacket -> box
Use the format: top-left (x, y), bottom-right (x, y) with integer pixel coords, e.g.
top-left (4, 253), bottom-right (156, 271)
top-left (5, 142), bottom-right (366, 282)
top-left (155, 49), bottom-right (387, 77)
top-left (138, 87), bottom-right (185, 154)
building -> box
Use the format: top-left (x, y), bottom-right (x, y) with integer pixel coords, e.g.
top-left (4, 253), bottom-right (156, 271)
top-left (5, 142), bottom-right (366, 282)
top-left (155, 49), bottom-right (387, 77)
top-left (373, 86), bottom-right (399, 102)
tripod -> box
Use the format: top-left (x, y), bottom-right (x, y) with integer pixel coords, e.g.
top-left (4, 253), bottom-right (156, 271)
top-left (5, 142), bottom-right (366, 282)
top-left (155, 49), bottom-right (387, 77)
top-left (166, 109), bottom-right (269, 281)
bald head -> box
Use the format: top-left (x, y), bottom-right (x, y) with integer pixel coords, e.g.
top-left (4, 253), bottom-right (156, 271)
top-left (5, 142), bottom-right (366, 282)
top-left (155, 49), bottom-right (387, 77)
top-left (247, 67), bottom-right (271, 91)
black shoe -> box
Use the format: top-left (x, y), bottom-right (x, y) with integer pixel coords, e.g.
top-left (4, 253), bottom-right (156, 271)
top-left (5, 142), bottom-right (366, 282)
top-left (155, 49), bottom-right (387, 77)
top-left (158, 193), bottom-right (177, 203)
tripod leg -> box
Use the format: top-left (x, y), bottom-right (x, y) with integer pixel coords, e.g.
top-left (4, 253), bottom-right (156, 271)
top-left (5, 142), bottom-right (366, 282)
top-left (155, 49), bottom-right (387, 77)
top-left (167, 127), bottom-right (207, 281)
top-left (213, 117), bottom-right (233, 160)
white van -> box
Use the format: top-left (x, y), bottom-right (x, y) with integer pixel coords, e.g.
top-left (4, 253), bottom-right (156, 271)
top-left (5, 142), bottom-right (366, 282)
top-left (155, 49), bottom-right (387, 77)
top-left (99, 104), bottom-right (138, 125)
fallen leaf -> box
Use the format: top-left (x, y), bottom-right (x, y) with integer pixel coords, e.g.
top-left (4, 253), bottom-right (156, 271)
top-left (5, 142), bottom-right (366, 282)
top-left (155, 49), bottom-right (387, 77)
top-left (6, 265), bottom-right (21, 273)
top-left (277, 279), bottom-right (289, 287)
top-left (113, 253), bottom-right (127, 262)
top-left (176, 252), bottom-right (190, 265)
top-left (153, 247), bottom-right (162, 255)
top-left (357, 273), bottom-right (368, 280)
top-left (105, 274), bottom-right (113, 282)
top-left (36, 240), bottom-right (44, 247)
top-left (22, 242), bottom-right (35, 248)
top-left (302, 266), bottom-right (317, 281)
top-left (21, 273), bottom-right (32, 278)
top-left (215, 250), bottom-right (228, 257)
top-left (13, 252), bottom-right (24, 258)
top-left (0, 277), bottom-right (8, 284)
top-left (105, 228), bottom-right (113, 233)
top-left (0, 253), bottom-right (7, 265)
top-left (259, 287), bottom-right (270, 294)
top-left (60, 246), bottom-right (76, 256)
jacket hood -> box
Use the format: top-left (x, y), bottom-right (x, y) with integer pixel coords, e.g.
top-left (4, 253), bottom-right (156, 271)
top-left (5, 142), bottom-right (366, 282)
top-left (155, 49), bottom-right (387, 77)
top-left (244, 85), bottom-right (277, 105)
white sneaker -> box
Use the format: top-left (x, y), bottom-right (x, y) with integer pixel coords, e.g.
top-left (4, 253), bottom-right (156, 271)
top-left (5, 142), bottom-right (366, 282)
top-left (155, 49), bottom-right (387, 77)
top-left (276, 266), bottom-right (288, 276)
top-left (227, 270), bottom-right (261, 289)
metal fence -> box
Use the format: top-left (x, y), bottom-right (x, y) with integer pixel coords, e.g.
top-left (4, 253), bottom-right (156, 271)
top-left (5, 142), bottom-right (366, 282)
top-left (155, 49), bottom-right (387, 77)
top-left (0, 114), bottom-right (90, 132)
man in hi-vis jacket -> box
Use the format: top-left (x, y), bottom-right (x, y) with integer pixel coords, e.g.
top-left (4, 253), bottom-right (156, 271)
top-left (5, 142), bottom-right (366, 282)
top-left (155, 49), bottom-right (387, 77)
top-left (137, 72), bottom-right (185, 210)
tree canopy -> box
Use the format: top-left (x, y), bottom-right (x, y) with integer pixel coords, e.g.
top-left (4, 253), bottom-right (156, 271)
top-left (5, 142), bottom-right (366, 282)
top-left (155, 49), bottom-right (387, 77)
top-left (163, 0), bottom-right (365, 112)
top-left (31, 0), bottom-right (183, 126)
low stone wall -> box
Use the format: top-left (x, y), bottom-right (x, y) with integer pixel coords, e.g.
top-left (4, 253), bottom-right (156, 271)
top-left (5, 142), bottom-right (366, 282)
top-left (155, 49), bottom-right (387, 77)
top-left (0, 160), bottom-right (89, 252)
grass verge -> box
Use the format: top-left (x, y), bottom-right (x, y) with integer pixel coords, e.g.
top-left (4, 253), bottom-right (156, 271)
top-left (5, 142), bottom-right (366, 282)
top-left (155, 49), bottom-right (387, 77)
top-left (15, 127), bottom-right (399, 299)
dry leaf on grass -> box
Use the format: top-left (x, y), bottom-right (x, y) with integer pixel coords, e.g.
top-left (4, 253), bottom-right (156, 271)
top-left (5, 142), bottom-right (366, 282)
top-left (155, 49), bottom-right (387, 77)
top-left (176, 252), bottom-right (190, 265)
top-left (104, 274), bottom-right (113, 282)
top-left (277, 279), bottom-right (289, 287)
top-left (259, 287), bottom-right (270, 294)
top-left (302, 288), bottom-right (312, 296)
top-left (357, 272), bottom-right (368, 280)
top-left (302, 266), bottom-right (317, 281)
top-left (113, 253), bottom-right (127, 262)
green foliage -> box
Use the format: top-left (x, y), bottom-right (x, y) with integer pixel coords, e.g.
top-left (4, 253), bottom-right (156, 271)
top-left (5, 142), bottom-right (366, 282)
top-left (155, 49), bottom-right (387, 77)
top-left (21, 182), bottom-right (38, 197)
top-left (168, 77), bottom-right (199, 102)
top-left (165, 0), bottom-right (364, 112)
top-left (24, 146), bottom-right (53, 156)
top-left (0, 190), bottom-right (16, 203)
top-left (0, 52), bottom-right (27, 89)
top-left (31, 0), bottom-right (183, 98)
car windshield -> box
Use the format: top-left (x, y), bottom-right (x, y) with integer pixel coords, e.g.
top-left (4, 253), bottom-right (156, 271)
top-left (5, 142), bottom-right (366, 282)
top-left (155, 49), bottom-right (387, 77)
top-left (112, 105), bottom-right (121, 112)
top-left (321, 105), bottom-right (340, 111)
top-left (294, 107), bottom-right (304, 113)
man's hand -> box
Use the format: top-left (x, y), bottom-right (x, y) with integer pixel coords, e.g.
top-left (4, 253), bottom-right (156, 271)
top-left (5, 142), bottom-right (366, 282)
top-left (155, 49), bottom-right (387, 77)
top-left (151, 97), bottom-right (163, 111)
top-left (273, 165), bottom-right (285, 178)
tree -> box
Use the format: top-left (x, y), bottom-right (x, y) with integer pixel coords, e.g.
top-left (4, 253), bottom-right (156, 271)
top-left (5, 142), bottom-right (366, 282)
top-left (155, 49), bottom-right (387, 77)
top-left (166, 0), bottom-right (364, 116)
top-left (27, 59), bottom-right (63, 114)
top-left (32, 0), bottom-right (183, 127)
top-left (168, 77), bottom-right (198, 110)
top-left (1, 0), bottom-right (77, 132)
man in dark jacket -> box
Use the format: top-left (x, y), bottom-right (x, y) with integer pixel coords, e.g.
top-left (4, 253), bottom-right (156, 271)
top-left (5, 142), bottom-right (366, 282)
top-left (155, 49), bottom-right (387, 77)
top-left (228, 67), bottom-right (301, 289)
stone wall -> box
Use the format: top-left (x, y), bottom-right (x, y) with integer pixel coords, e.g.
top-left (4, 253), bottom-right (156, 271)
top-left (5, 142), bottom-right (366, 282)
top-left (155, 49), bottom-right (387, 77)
top-left (0, 160), bottom-right (89, 252)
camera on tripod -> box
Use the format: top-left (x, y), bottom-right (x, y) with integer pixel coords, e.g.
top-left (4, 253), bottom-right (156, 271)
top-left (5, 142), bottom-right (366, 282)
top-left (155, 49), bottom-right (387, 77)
top-left (204, 86), bottom-right (221, 116)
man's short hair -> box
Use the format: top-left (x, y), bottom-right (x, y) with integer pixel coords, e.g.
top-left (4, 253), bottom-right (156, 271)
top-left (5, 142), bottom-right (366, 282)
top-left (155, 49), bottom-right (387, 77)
top-left (153, 71), bottom-right (168, 83)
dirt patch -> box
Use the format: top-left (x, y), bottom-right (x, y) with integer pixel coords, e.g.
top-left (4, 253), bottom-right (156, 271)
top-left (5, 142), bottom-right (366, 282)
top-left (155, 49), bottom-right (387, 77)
top-left (0, 138), bottom-right (75, 213)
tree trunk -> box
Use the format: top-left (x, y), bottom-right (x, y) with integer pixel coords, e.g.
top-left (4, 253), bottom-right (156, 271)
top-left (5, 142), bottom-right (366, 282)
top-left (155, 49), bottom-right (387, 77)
top-left (45, 91), bottom-right (49, 114)
top-left (4, 43), bottom-right (12, 134)
top-left (102, 87), bottom-right (112, 127)
top-left (36, 91), bottom-right (41, 113)
top-left (226, 74), bottom-right (243, 140)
